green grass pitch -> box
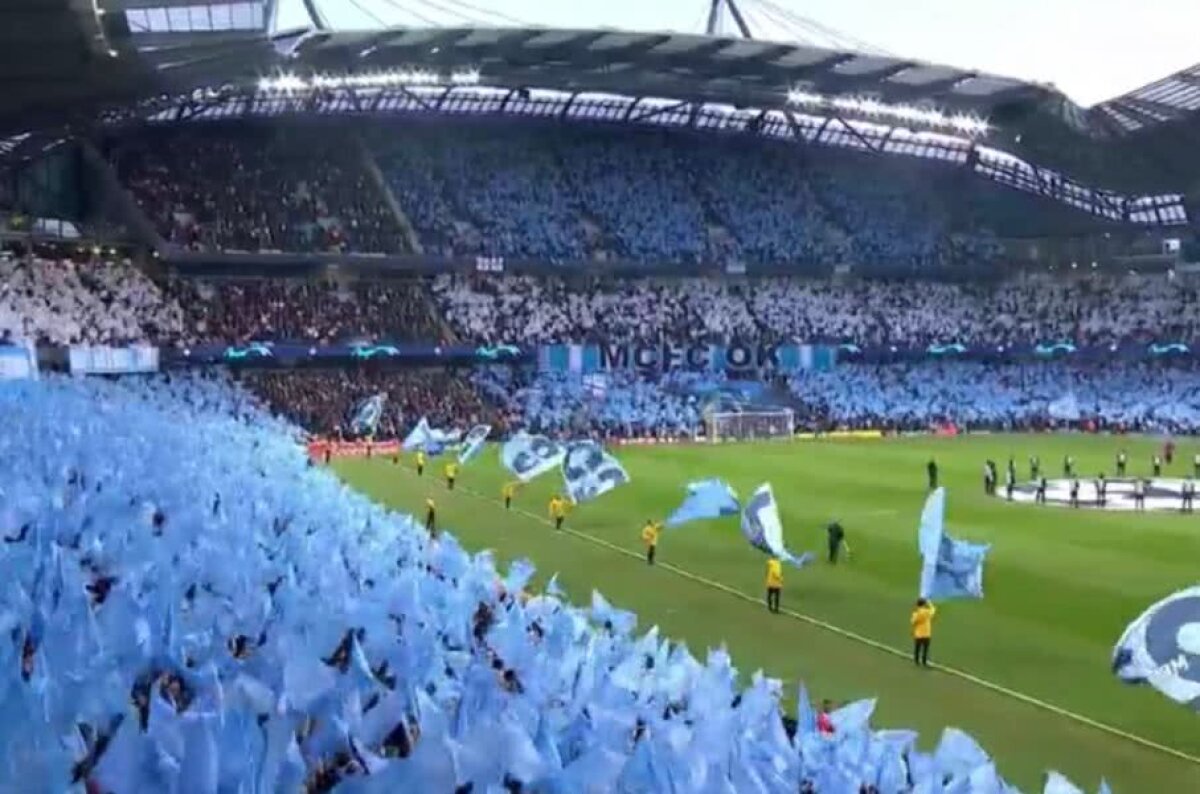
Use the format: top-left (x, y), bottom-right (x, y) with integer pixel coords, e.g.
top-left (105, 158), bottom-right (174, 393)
top-left (335, 434), bottom-right (1200, 792)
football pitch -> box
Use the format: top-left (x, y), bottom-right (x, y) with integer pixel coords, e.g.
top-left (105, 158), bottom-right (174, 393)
top-left (335, 434), bottom-right (1200, 792)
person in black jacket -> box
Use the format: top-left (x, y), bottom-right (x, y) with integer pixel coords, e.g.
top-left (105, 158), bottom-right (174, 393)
top-left (927, 459), bottom-right (938, 490)
top-left (826, 521), bottom-right (846, 564)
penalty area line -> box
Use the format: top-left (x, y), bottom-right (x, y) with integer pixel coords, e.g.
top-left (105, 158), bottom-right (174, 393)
top-left (411, 473), bottom-right (1200, 768)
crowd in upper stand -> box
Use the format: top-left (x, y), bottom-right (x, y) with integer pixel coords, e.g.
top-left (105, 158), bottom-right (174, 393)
top-left (107, 122), bottom-right (1036, 266)
top-left (433, 272), bottom-right (1200, 346)
top-left (370, 124), bottom-right (1006, 269)
top-left (111, 125), bottom-right (407, 254)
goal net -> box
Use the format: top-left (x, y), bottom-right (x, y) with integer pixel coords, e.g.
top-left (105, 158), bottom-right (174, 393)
top-left (707, 408), bottom-right (795, 443)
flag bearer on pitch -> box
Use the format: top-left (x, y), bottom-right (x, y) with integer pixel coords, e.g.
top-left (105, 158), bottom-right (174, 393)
top-left (911, 598), bottom-right (937, 667)
top-left (641, 520), bottom-right (662, 565)
top-left (549, 495), bottom-right (567, 530)
top-left (424, 496), bottom-right (437, 536)
top-left (502, 481), bottom-right (520, 510)
top-left (765, 558), bottom-right (783, 614)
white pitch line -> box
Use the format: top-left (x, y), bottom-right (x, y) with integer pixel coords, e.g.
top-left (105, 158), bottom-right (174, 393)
top-left (405, 471), bottom-right (1200, 768)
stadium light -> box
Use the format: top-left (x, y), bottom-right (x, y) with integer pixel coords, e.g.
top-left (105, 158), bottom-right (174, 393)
top-left (257, 69), bottom-right (481, 94)
top-left (786, 88), bottom-right (989, 136)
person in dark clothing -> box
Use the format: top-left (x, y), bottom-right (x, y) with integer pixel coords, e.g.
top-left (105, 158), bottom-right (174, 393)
top-left (1035, 476), bottom-right (1047, 504)
top-left (1183, 479), bottom-right (1195, 513)
top-left (1069, 478), bottom-right (1080, 508)
top-left (826, 521), bottom-right (845, 564)
top-left (1095, 474), bottom-right (1107, 507)
top-left (927, 459), bottom-right (938, 490)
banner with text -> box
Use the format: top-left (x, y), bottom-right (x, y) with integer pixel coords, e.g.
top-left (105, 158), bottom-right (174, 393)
top-left (538, 342), bottom-right (836, 373)
top-left (69, 345), bottom-right (159, 375)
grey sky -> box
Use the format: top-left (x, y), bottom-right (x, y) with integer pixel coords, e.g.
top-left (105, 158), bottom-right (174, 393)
top-left (276, 0), bottom-right (1199, 107)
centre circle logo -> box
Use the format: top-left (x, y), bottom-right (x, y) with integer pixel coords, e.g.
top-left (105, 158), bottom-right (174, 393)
top-left (1004, 478), bottom-right (1197, 512)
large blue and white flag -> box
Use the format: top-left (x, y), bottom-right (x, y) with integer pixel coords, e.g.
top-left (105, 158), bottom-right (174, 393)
top-left (401, 417), bottom-right (433, 451)
top-left (665, 478), bottom-right (740, 528)
top-left (1112, 585), bottom-right (1200, 710)
top-left (347, 393), bottom-right (386, 437)
top-left (561, 441), bottom-right (630, 504)
top-left (739, 484), bottom-right (812, 569)
top-left (458, 424), bottom-right (492, 464)
top-left (500, 432), bottom-right (566, 482)
top-left (917, 488), bottom-right (990, 599)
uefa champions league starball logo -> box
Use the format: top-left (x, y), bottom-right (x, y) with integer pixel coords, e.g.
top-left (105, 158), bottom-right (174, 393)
top-left (1004, 478), bottom-right (1197, 512)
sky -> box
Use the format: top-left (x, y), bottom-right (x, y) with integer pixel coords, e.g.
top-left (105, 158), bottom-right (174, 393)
top-left (274, 0), bottom-right (1200, 107)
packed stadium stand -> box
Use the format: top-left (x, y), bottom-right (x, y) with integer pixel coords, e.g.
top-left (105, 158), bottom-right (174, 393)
top-left (433, 272), bottom-right (1200, 346)
top-left (111, 125), bottom-right (408, 255)
top-left (166, 277), bottom-right (446, 344)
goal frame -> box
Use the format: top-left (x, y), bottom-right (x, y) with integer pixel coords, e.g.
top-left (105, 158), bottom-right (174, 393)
top-left (707, 408), bottom-right (795, 443)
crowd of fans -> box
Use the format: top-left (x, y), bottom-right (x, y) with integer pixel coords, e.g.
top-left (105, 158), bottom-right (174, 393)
top-left (434, 271), bottom-right (1200, 346)
top-left (0, 255), bottom-right (183, 345)
top-left (167, 278), bottom-right (444, 344)
top-left (789, 362), bottom-right (1200, 433)
top-left (369, 124), bottom-right (1004, 269)
top-left (2, 373), bottom-right (1073, 791)
top-left (111, 125), bottom-right (407, 254)
top-left (102, 121), bottom-right (1037, 266)
top-left (241, 368), bottom-right (503, 437)
top-left (478, 368), bottom-right (705, 437)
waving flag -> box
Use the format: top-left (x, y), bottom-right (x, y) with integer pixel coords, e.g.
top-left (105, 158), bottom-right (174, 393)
top-left (401, 418), bottom-right (433, 451)
top-left (561, 441), bottom-right (630, 504)
top-left (1048, 393), bottom-right (1082, 421)
top-left (665, 478), bottom-right (740, 528)
top-left (1112, 585), bottom-right (1200, 710)
top-left (501, 432), bottom-right (566, 482)
top-left (739, 484), bottom-right (812, 569)
top-left (347, 393), bottom-right (386, 437)
top-left (458, 424), bottom-right (492, 464)
top-left (917, 488), bottom-right (990, 599)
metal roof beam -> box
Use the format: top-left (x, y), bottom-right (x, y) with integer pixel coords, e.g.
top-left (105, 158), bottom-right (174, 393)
top-left (1110, 100), bottom-right (1168, 127)
top-left (1119, 96), bottom-right (1186, 120)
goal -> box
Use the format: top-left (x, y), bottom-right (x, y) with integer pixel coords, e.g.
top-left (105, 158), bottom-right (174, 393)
top-left (707, 408), bottom-right (795, 443)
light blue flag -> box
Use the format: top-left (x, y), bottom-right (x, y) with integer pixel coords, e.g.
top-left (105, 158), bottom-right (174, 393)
top-left (401, 418), bottom-right (433, 451)
top-left (561, 441), bottom-right (630, 504)
top-left (917, 488), bottom-right (990, 600)
top-left (665, 479), bottom-right (740, 528)
top-left (1112, 585), bottom-right (1200, 710)
top-left (458, 424), bottom-right (492, 464)
top-left (348, 394), bottom-right (386, 437)
top-left (1043, 771), bottom-right (1086, 794)
top-left (500, 432), bottom-right (566, 482)
top-left (933, 727), bottom-right (990, 781)
top-left (739, 484), bottom-right (813, 570)
top-left (795, 680), bottom-right (817, 737)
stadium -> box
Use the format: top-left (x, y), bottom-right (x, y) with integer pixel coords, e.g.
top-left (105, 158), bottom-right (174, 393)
top-left (2, 0), bottom-right (1200, 791)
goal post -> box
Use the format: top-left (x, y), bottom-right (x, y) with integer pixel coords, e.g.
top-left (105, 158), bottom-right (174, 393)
top-left (707, 408), bottom-right (795, 443)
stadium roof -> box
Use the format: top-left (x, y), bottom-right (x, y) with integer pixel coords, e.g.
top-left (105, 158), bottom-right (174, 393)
top-left (0, 1), bottom-right (152, 139)
top-left (282, 26), bottom-right (1055, 115)
top-left (1093, 62), bottom-right (1200, 135)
